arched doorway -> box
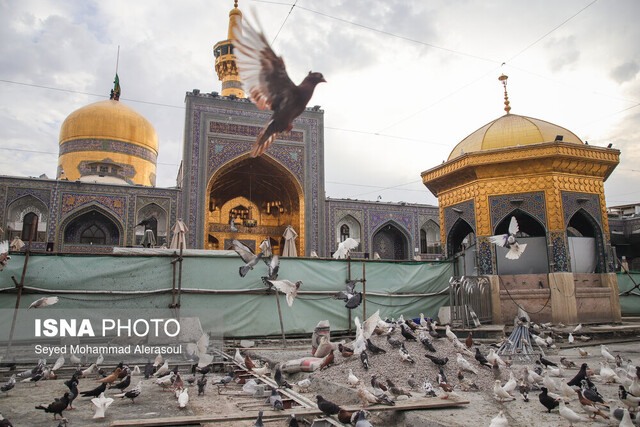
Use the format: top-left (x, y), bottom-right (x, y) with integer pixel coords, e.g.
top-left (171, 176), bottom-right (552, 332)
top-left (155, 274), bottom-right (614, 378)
top-left (62, 209), bottom-right (121, 246)
top-left (205, 155), bottom-right (304, 255)
top-left (420, 220), bottom-right (440, 254)
top-left (6, 195), bottom-right (49, 242)
top-left (567, 209), bottom-right (604, 273)
top-left (493, 210), bottom-right (548, 274)
top-left (447, 218), bottom-right (475, 275)
top-left (372, 222), bottom-right (409, 260)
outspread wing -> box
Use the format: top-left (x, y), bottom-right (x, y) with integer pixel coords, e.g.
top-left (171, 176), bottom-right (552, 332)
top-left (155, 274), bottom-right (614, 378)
top-left (233, 17), bottom-right (296, 112)
top-left (0, 240), bottom-right (8, 254)
top-left (508, 216), bottom-right (519, 236)
top-left (488, 234), bottom-right (509, 247)
top-left (506, 243), bottom-right (527, 260)
top-left (228, 239), bottom-right (256, 264)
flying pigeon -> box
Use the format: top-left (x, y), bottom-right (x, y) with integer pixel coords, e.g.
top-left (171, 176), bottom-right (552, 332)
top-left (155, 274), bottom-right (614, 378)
top-left (264, 278), bottom-right (302, 307)
top-left (91, 392), bottom-right (114, 419)
top-left (229, 239), bottom-right (263, 277)
top-left (233, 15), bottom-right (326, 157)
top-left (264, 254), bottom-right (279, 280)
top-left (489, 216), bottom-right (527, 259)
top-left (333, 238), bottom-right (359, 259)
top-left (0, 241), bottom-right (10, 272)
top-left (333, 280), bottom-right (362, 309)
top-left (28, 296), bottom-right (59, 310)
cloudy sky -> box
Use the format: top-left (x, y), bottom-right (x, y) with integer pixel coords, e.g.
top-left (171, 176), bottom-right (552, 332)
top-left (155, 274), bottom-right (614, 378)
top-left (1, 0), bottom-right (638, 207)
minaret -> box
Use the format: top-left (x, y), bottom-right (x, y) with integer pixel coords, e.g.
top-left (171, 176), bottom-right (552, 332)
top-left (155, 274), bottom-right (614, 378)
top-left (214, 1), bottom-right (245, 98)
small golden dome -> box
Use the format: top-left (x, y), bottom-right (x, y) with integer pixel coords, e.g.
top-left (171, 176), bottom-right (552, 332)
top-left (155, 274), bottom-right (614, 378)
top-left (448, 114), bottom-right (583, 160)
top-left (59, 99), bottom-right (158, 154)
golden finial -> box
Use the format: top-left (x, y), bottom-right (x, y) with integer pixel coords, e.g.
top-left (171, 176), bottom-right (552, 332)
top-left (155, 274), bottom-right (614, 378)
top-left (234, 0), bottom-right (238, 8)
top-left (498, 74), bottom-right (511, 114)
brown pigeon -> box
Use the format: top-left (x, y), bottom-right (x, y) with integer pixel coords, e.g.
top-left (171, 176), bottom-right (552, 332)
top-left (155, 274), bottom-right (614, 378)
top-left (233, 16), bottom-right (326, 157)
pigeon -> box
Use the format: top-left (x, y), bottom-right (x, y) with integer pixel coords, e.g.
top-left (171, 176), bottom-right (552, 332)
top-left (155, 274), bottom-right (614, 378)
top-left (371, 382), bottom-right (395, 406)
top-left (69, 353), bottom-right (81, 365)
top-left (503, 372), bottom-right (517, 395)
top-left (573, 323), bottom-right (582, 333)
top-left (422, 379), bottom-right (437, 397)
top-left (96, 367), bottom-right (122, 384)
top-left (154, 372), bottom-right (176, 390)
top-left (153, 355), bottom-right (163, 367)
top-left (445, 325), bottom-right (457, 342)
top-left (408, 374), bottom-right (419, 390)
top-left (356, 385), bottom-right (387, 407)
top-left (254, 410), bottom-right (264, 427)
top-left (0, 412), bottom-right (12, 427)
top-left (581, 380), bottom-right (606, 406)
top-left (619, 385), bottom-right (640, 409)
top-left (568, 333), bottom-right (574, 344)
top-left (489, 216), bottom-right (527, 259)
top-left (333, 280), bottom-right (363, 309)
top-left (316, 394), bottom-right (341, 415)
top-left (425, 354), bottom-right (448, 366)
top-left (264, 254), bottom-right (279, 280)
top-left (229, 239), bottom-right (263, 277)
top-left (465, 332), bottom-right (473, 349)
top-left (366, 339), bottom-right (386, 355)
top-left (144, 362), bottom-right (155, 379)
top-left (493, 380), bottom-right (515, 402)
top-left (566, 362), bottom-right (588, 387)
top-left (0, 375), bottom-right (15, 396)
top-left (80, 381), bottom-right (107, 398)
top-left (387, 335), bottom-right (402, 349)
top-left (333, 238), bottom-right (359, 259)
top-left (489, 411), bottom-right (509, 427)
top-left (354, 409), bottom-right (373, 427)
top-left (177, 388), bottom-right (189, 408)
top-left (619, 408), bottom-right (636, 427)
top-left (0, 241), bottom-right (10, 271)
top-left (51, 356), bottom-right (64, 372)
top-left (91, 392), bottom-right (114, 419)
top-left (360, 351), bottom-right (370, 370)
top-left (418, 331), bottom-right (437, 352)
top-left (233, 15), bottom-right (326, 157)
top-left (288, 414), bottom-right (299, 427)
top-left (385, 378), bottom-right (412, 398)
top-left (347, 369), bottom-right (360, 388)
top-left (153, 361), bottom-right (169, 377)
top-left (601, 345), bottom-right (616, 363)
top-left (109, 374), bottom-right (130, 391)
top-left (558, 399), bottom-right (589, 424)
top-left (339, 343), bottom-right (354, 358)
top-left (539, 354), bottom-right (557, 368)
top-left (560, 357), bottom-right (576, 369)
top-left (474, 348), bottom-right (492, 368)
top-left (115, 380), bottom-right (141, 403)
top-left (599, 361), bottom-right (620, 384)
top-left (22, 370), bottom-right (44, 386)
top-left (264, 278), bottom-right (302, 307)
top-left (36, 392), bottom-right (70, 420)
top-left (399, 344), bottom-right (415, 364)
top-left (576, 390), bottom-right (609, 420)
top-left (197, 375), bottom-right (207, 395)
top-left (173, 372), bottom-right (184, 391)
top-left (456, 353), bottom-right (477, 374)
top-left (518, 378), bottom-right (530, 402)
top-left (296, 376), bottom-right (312, 392)
top-left (230, 216), bottom-right (238, 232)
top-left (370, 375), bottom-right (387, 392)
top-left (95, 353), bottom-right (104, 366)
top-left (400, 324), bottom-right (416, 341)
top-left (538, 387), bottom-right (559, 413)
top-left (275, 366), bottom-right (292, 389)
top-left (28, 296), bottom-right (59, 309)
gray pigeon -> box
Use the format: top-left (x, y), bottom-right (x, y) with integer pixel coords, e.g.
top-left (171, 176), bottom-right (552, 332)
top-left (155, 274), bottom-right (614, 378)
top-left (354, 410), bottom-right (373, 427)
top-left (228, 239), bottom-right (263, 277)
top-left (269, 388), bottom-right (284, 410)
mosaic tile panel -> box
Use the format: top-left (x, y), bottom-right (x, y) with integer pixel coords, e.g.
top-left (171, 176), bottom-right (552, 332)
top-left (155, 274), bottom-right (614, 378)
top-left (60, 193), bottom-right (127, 219)
top-left (477, 236), bottom-right (494, 275)
top-left (208, 138), bottom-right (304, 183)
top-left (444, 199), bottom-right (475, 239)
top-left (369, 211), bottom-right (413, 234)
top-left (0, 185), bottom-right (6, 233)
top-left (489, 192), bottom-right (546, 232)
top-left (561, 192), bottom-right (602, 228)
top-left (550, 231), bottom-right (569, 272)
top-left (210, 122), bottom-right (304, 142)
top-left (6, 187), bottom-right (52, 207)
top-left (60, 139), bottom-right (157, 163)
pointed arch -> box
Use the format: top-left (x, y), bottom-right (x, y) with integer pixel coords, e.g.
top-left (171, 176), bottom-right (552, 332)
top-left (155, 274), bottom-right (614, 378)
top-left (6, 195), bottom-right (49, 242)
top-left (136, 203), bottom-right (168, 246)
top-left (371, 220), bottom-right (411, 260)
top-left (567, 208), bottom-right (605, 273)
top-left (447, 217), bottom-right (475, 257)
top-left (420, 219), bottom-right (440, 254)
top-left (493, 210), bottom-right (550, 274)
top-left (336, 214), bottom-right (362, 250)
top-left (493, 208), bottom-right (546, 236)
top-left (58, 203), bottom-right (124, 249)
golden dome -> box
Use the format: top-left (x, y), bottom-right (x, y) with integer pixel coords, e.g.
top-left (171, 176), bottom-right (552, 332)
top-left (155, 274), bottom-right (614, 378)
top-left (59, 99), bottom-right (158, 153)
top-left (448, 114), bottom-right (584, 161)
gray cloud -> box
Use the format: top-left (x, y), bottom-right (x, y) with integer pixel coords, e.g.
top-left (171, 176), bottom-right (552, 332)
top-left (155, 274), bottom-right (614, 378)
top-left (545, 35), bottom-right (580, 72)
top-left (610, 61), bottom-right (639, 84)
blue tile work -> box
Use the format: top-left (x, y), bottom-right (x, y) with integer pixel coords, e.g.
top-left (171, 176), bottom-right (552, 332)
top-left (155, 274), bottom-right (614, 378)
top-left (550, 231), bottom-right (569, 272)
top-left (210, 122), bottom-right (304, 142)
top-left (561, 192), bottom-right (602, 228)
top-left (6, 187), bottom-right (51, 207)
top-left (443, 199), bottom-right (475, 240)
top-left (477, 236), bottom-right (494, 275)
top-left (489, 192), bottom-right (546, 233)
top-left (60, 193), bottom-right (127, 219)
top-left (325, 199), bottom-right (439, 258)
top-left (208, 138), bottom-right (304, 183)
top-left (59, 139), bottom-right (157, 163)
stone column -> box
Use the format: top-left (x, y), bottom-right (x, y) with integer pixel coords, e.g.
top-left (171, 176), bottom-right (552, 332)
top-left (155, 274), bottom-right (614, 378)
top-left (601, 273), bottom-right (622, 322)
top-left (548, 272), bottom-right (578, 324)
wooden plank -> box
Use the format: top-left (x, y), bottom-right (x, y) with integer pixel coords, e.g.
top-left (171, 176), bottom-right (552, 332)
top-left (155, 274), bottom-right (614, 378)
top-left (110, 397), bottom-right (469, 426)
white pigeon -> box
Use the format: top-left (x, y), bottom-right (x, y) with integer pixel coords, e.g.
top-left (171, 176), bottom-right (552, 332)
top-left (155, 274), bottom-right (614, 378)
top-left (601, 345), bottom-right (616, 362)
top-left (558, 399), bottom-right (589, 424)
top-left (333, 237), bottom-right (359, 259)
top-left (503, 372), bottom-right (517, 395)
top-left (489, 216), bottom-right (527, 259)
top-left (534, 335), bottom-right (548, 348)
top-left (28, 296), bottom-right (59, 309)
top-left (234, 348), bottom-right (244, 366)
top-left (445, 325), bottom-right (457, 342)
top-left (599, 361), bottom-right (620, 384)
top-left (70, 353), bottom-right (81, 364)
top-left (95, 353), bottom-right (104, 366)
top-left (153, 360), bottom-right (169, 377)
top-left (52, 356), bottom-right (64, 372)
top-left (629, 377), bottom-right (640, 397)
top-left (489, 411), bottom-right (509, 427)
top-left (361, 310), bottom-right (381, 340)
top-left (559, 382), bottom-right (576, 400)
top-left (419, 313), bottom-right (428, 329)
top-left (310, 250), bottom-right (319, 258)
top-left (568, 333), bottom-right (574, 344)
top-left (572, 323), bottom-right (582, 333)
top-left (153, 355), bottom-right (163, 367)
top-left (348, 369), bottom-right (360, 388)
top-left (456, 353), bottom-right (478, 374)
top-left (81, 363), bottom-right (97, 378)
top-left (547, 367), bottom-right (564, 377)
top-left (526, 366), bottom-right (543, 384)
top-left (487, 349), bottom-right (507, 366)
top-left (265, 279), bottom-right (302, 307)
top-left (493, 380), bottom-right (515, 401)
top-left (543, 372), bottom-right (559, 392)
top-left (91, 392), bottom-right (114, 419)
top-left (619, 408), bottom-right (635, 427)
top-left (131, 365), bottom-right (141, 376)
top-left (296, 376), bottom-right (312, 392)
top-left (177, 388), bottom-right (189, 408)
top-left (353, 333), bottom-right (366, 356)
top-left (154, 372), bottom-right (175, 389)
